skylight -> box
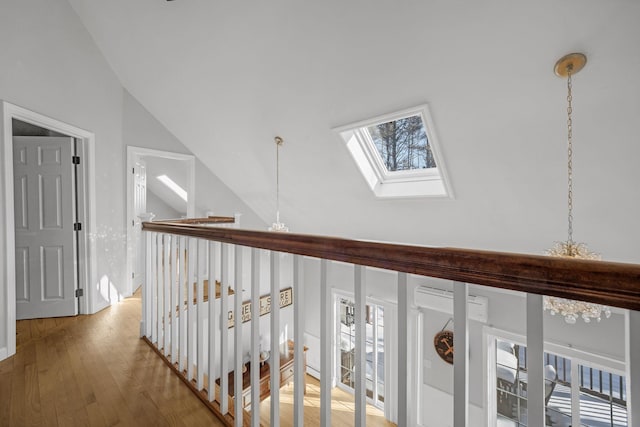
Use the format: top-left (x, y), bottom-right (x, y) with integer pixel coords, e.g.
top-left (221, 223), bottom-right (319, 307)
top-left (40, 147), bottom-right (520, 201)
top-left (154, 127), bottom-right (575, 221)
top-left (336, 105), bottom-right (452, 198)
top-left (157, 174), bottom-right (187, 201)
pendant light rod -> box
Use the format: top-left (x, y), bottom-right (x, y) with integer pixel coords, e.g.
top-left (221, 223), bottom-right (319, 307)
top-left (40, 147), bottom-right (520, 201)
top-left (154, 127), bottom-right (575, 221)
top-left (275, 136), bottom-right (283, 220)
top-left (269, 136), bottom-right (288, 232)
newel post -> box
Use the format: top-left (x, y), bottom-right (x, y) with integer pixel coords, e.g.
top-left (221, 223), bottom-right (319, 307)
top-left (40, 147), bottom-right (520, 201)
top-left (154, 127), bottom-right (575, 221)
top-left (139, 212), bottom-right (155, 338)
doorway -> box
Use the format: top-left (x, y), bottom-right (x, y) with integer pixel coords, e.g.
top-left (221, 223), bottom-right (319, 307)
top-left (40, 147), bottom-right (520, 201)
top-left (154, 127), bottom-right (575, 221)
top-left (336, 295), bottom-right (386, 410)
top-left (125, 146), bottom-right (195, 297)
top-left (1, 101), bottom-right (96, 359)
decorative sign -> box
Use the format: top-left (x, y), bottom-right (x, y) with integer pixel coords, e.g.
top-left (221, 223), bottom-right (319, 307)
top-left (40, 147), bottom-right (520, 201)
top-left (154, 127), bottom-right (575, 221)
top-left (227, 287), bottom-right (293, 328)
top-left (434, 330), bottom-right (454, 364)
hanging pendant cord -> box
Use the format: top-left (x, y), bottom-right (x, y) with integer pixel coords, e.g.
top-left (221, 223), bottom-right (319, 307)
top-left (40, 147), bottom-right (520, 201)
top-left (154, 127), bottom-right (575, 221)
top-left (566, 67), bottom-right (574, 253)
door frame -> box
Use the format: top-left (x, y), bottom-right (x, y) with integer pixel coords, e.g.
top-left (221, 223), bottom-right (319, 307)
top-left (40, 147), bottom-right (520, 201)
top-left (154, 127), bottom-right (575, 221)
top-left (125, 146), bottom-right (195, 297)
top-left (1, 101), bottom-right (96, 360)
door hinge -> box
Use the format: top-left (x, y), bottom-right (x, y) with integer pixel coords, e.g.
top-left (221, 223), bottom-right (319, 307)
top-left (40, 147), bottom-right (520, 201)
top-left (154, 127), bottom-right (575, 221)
top-left (75, 288), bottom-right (84, 298)
top-left (74, 222), bottom-right (82, 231)
top-left (72, 156), bottom-right (80, 165)
top-left (132, 272), bottom-right (135, 279)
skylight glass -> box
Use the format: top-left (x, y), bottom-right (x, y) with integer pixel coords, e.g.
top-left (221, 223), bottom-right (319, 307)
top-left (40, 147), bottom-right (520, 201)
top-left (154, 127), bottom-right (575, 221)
top-left (335, 105), bottom-right (453, 199)
top-left (157, 174), bottom-right (187, 201)
top-left (366, 114), bottom-right (436, 172)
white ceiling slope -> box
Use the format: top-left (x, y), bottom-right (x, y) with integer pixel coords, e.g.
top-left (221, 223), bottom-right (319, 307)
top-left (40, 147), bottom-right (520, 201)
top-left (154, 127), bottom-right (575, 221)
top-left (68, 0), bottom-right (640, 262)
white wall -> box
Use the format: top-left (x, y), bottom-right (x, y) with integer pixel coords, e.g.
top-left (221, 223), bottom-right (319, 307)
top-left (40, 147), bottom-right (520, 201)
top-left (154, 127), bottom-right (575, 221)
top-left (122, 91), bottom-right (266, 229)
top-left (0, 0), bottom-right (126, 354)
top-left (146, 189), bottom-right (183, 220)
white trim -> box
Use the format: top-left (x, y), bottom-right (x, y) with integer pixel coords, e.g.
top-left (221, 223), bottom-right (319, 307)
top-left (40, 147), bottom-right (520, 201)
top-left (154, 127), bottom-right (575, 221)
top-left (0, 346), bottom-right (7, 361)
top-left (1, 101), bottom-right (96, 361)
top-left (334, 104), bottom-right (454, 199)
top-left (125, 146), bottom-right (195, 298)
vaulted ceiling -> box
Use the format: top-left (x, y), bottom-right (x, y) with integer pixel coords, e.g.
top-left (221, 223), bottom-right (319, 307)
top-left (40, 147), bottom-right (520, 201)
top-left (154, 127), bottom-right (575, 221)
top-left (67, 0), bottom-right (640, 262)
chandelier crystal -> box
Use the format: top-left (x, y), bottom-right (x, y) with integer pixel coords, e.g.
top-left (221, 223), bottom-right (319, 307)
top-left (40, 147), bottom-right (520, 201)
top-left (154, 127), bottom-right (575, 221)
top-left (268, 136), bottom-right (289, 232)
top-left (544, 53), bottom-right (611, 324)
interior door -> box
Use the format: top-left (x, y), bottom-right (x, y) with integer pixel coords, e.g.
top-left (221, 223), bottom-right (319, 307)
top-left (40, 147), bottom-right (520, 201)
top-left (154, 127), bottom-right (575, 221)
top-left (132, 158), bottom-right (147, 290)
top-left (13, 136), bottom-right (78, 319)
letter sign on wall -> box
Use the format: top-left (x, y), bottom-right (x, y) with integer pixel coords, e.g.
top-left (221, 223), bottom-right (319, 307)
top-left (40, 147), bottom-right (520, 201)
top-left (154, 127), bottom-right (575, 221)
top-left (227, 287), bottom-right (293, 328)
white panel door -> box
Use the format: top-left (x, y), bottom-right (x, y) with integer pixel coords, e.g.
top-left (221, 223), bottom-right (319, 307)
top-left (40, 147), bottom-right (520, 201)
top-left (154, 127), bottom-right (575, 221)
top-left (13, 136), bottom-right (77, 319)
top-left (132, 159), bottom-right (147, 289)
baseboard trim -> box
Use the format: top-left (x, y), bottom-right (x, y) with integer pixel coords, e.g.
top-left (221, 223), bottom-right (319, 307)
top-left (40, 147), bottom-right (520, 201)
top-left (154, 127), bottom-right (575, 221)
top-left (0, 346), bottom-right (8, 362)
top-left (306, 366), bottom-right (321, 380)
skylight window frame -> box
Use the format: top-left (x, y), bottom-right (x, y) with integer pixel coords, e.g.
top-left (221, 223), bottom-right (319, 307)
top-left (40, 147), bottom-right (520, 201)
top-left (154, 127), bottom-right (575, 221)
top-left (335, 104), bottom-right (453, 199)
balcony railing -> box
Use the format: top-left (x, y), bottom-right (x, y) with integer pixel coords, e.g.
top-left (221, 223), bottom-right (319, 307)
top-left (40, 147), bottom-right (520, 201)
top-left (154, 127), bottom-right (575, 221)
top-left (141, 217), bottom-right (640, 427)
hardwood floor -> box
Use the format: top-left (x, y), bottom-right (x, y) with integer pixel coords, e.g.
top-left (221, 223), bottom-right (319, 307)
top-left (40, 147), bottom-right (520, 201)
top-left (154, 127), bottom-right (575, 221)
top-left (0, 292), bottom-right (396, 426)
top-left (0, 293), bottom-right (224, 427)
top-left (259, 376), bottom-right (395, 427)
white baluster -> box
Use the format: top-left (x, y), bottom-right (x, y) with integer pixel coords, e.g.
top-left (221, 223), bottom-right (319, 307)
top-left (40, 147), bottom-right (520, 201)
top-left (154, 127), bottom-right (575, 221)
top-left (397, 272), bottom-right (408, 427)
top-left (626, 309), bottom-right (640, 425)
top-left (270, 251), bottom-right (281, 427)
top-left (208, 241), bottom-right (218, 402)
top-left (453, 282), bottom-right (469, 427)
top-left (197, 239), bottom-right (205, 390)
top-left (293, 255), bottom-right (304, 427)
top-left (187, 237), bottom-right (196, 382)
top-left (155, 233), bottom-right (162, 347)
top-left (220, 243), bottom-right (229, 414)
top-left (354, 265), bottom-right (366, 427)
top-left (234, 245), bottom-right (244, 426)
top-left (320, 259), bottom-right (331, 427)
top-left (171, 235), bottom-right (178, 365)
top-left (178, 236), bottom-right (186, 374)
top-left (250, 248), bottom-right (261, 427)
top-left (526, 294), bottom-right (545, 427)
top-left (164, 235), bottom-right (171, 357)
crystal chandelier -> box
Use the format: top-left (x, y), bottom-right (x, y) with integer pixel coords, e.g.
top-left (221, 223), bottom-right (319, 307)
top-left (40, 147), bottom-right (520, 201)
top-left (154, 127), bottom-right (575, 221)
top-left (268, 136), bottom-right (289, 232)
top-left (544, 53), bottom-right (611, 324)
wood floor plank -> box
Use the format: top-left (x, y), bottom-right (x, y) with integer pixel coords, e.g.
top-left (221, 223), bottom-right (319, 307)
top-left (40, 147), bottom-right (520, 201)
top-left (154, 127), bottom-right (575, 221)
top-left (0, 292), bottom-right (226, 427)
top-left (24, 362), bottom-right (43, 426)
top-left (0, 371), bottom-right (13, 424)
top-left (9, 345), bottom-right (27, 427)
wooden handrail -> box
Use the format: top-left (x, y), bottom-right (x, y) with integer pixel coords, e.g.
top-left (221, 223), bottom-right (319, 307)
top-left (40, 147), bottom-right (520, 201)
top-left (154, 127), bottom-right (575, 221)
top-left (143, 220), bottom-right (640, 311)
top-left (158, 216), bottom-right (236, 225)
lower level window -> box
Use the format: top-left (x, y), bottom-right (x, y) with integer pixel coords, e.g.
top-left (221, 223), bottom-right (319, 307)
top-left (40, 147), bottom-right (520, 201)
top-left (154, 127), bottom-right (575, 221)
top-left (495, 339), bottom-right (627, 426)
